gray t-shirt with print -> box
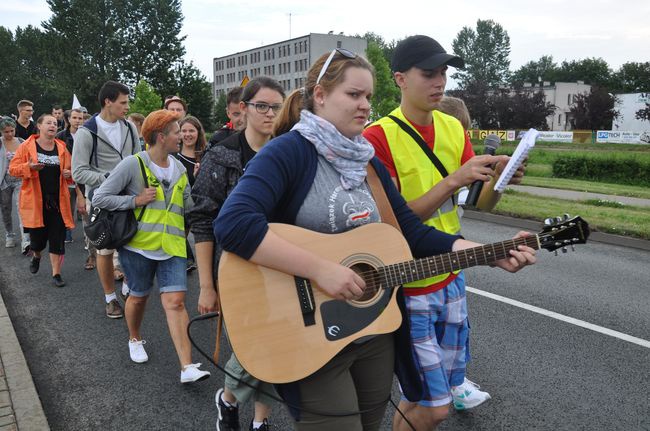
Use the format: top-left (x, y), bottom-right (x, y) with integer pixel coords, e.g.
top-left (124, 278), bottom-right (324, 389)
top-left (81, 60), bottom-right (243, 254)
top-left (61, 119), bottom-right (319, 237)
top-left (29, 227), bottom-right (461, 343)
top-left (295, 156), bottom-right (380, 233)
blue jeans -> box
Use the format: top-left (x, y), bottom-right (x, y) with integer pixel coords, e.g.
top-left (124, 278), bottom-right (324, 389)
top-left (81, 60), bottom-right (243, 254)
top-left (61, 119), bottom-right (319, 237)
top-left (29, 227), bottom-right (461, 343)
top-left (118, 247), bottom-right (187, 297)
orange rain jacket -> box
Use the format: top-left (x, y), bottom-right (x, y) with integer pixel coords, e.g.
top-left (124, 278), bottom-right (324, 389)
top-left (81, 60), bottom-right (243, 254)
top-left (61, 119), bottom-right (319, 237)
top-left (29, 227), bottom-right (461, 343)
top-left (8, 135), bottom-right (75, 229)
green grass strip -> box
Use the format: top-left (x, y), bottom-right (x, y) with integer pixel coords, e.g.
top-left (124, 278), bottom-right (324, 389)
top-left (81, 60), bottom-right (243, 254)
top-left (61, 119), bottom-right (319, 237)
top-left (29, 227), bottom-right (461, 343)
top-left (493, 190), bottom-right (650, 240)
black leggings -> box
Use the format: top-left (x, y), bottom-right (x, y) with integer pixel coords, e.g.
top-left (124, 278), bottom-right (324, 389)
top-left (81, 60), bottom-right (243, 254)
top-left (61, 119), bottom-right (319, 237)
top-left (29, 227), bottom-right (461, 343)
top-left (29, 205), bottom-right (66, 255)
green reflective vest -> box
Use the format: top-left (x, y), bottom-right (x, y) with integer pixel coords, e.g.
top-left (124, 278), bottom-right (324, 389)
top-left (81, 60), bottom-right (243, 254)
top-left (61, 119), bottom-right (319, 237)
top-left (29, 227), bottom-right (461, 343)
top-left (373, 107), bottom-right (464, 288)
top-left (128, 155), bottom-right (188, 258)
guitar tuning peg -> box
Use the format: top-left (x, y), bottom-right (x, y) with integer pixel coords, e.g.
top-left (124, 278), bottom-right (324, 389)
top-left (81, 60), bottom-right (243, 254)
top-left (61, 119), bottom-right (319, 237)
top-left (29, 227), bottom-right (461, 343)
top-left (563, 213), bottom-right (571, 220)
top-left (554, 250), bottom-right (558, 256)
top-left (571, 245), bottom-right (575, 252)
top-left (555, 216), bottom-right (563, 224)
top-left (544, 218), bottom-right (554, 226)
top-left (562, 247), bottom-right (568, 253)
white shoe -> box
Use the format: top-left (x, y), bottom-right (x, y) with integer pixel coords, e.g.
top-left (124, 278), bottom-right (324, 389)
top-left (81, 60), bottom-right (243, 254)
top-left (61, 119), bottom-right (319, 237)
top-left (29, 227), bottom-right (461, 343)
top-left (180, 363), bottom-right (210, 383)
top-left (5, 236), bottom-right (16, 248)
top-left (128, 338), bottom-right (148, 363)
top-left (452, 378), bottom-right (491, 410)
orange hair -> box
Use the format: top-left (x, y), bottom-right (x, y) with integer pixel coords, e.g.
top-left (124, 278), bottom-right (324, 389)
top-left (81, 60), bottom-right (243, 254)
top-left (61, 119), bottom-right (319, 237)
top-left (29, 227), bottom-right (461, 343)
top-left (141, 109), bottom-right (180, 147)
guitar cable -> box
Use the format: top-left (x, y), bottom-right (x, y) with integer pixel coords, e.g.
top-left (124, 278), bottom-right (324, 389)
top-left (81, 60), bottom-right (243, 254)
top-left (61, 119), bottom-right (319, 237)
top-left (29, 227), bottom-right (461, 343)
top-left (188, 312), bottom-right (417, 431)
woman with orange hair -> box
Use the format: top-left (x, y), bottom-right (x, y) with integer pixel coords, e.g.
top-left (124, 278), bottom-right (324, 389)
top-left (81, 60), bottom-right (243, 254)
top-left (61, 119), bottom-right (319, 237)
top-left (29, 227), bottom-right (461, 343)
top-left (93, 109), bottom-right (210, 383)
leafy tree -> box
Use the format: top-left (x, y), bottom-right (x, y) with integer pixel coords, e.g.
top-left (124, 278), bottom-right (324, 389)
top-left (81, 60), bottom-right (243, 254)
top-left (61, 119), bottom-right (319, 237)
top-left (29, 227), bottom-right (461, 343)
top-left (611, 62), bottom-right (650, 93)
top-left (555, 58), bottom-right (612, 87)
top-left (356, 32), bottom-right (399, 69)
top-left (447, 81), bottom-right (491, 128)
top-left (213, 92), bottom-right (228, 128)
top-left (119, 0), bottom-right (186, 90)
top-left (366, 41), bottom-right (400, 120)
top-left (448, 83), bottom-right (555, 129)
top-left (570, 86), bottom-right (619, 130)
top-left (42, 0), bottom-right (187, 113)
top-left (511, 55), bottom-right (558, 85)
top-left (167, 62), bottom-right (215, 131)
top-left (129, 80), bottom-right (162, 116)
top-left (452, 19), bottom-right (511, 89)
top-left (509, 90), bottom-right (556, 130)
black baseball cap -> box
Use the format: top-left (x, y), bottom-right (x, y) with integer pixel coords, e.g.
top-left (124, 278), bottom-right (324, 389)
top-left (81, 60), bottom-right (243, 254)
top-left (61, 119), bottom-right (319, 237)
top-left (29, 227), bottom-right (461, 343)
top-left (391, 35), bottom-right (465, 72)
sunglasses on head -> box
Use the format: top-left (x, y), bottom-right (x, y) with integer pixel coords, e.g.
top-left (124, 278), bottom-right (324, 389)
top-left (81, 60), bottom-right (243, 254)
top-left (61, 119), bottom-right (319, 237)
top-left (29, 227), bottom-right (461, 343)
top-left (316, 48), bottom-right (357, 84)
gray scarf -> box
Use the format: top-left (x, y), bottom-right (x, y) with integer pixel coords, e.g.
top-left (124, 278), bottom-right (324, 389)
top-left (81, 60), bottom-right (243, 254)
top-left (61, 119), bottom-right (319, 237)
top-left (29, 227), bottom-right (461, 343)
top-left (292, 110), bottom-right (374, 190)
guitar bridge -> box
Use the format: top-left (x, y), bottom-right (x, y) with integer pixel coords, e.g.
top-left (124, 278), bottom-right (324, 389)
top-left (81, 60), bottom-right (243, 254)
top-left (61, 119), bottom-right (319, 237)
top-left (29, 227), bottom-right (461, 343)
top-left (294, 277), bottom-right (316, 326)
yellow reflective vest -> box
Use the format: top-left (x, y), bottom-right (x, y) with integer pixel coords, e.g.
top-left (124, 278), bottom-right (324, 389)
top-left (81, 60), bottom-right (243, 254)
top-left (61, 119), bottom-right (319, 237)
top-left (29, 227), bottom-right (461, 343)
top-left (128, 155), bottom-right (188, 258)
top-left (373, 107), bottom-right (465, 288)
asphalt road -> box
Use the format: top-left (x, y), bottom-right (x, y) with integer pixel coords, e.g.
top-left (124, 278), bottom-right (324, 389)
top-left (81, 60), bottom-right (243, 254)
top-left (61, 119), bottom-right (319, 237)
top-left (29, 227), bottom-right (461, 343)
top-left (1, 217), bottom-right (649, 430)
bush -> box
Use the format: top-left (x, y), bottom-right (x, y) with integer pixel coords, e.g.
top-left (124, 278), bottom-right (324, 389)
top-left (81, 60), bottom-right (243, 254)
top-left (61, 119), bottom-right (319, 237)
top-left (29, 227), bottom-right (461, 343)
top-left (552, 154), bottom-right (650, 186)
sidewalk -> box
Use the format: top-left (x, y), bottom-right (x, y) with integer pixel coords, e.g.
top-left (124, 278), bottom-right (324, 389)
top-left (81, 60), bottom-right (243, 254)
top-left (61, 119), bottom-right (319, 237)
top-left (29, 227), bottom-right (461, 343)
top-left (509, 184), bottom-right (650, 208)
top-left (0, 284), bottom-right (49, 431)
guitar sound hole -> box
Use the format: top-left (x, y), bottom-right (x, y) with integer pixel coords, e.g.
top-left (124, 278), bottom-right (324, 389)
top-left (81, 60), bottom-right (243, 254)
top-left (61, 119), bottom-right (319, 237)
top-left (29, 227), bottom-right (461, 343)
top-left (350, 263), bottom-right (381, 303)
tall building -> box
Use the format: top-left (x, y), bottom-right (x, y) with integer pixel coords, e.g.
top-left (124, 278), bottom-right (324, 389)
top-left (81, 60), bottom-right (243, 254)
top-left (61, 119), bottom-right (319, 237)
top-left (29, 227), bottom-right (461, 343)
top-left (213, 33), bottom-right (367, 99)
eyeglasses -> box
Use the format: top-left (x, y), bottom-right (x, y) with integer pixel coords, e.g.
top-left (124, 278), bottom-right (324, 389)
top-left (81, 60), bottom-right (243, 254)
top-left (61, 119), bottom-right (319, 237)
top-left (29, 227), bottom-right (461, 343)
top-left (316, 48), bottom-right (357, 84)
top-left (244, 102), bottom-right (283, 114)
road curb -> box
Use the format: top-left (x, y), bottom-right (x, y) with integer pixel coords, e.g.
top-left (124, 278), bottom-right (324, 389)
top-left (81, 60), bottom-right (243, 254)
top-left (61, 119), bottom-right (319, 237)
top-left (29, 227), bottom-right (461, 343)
top-left (464, 210), bottom-right (650, 252)
top-left (0, 284), bottom-right (50, 431)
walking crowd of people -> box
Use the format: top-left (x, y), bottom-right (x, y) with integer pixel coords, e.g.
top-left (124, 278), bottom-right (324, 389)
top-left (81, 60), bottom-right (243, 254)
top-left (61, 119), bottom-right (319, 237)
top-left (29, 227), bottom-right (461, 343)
top-left (0, 35), bottom-right (537, 431)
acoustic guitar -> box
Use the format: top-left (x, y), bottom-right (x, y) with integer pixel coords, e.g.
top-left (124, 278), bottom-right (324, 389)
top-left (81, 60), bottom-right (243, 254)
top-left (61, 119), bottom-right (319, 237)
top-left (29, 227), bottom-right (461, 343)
top-left (218, 215), bottom-right (589, 383)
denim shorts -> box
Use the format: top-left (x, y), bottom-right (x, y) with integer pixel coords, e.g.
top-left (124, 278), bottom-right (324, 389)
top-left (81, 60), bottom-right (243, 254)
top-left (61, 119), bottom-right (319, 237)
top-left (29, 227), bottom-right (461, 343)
top-left (118, 247), bottom-right (187, 297)
top-left (402, 271), bottom-right (469, 408)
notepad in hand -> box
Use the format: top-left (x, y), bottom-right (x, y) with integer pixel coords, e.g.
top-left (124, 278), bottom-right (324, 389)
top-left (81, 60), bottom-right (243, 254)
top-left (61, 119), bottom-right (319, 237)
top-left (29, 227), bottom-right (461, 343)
top-left (494, 128), bottom-right (540, 193)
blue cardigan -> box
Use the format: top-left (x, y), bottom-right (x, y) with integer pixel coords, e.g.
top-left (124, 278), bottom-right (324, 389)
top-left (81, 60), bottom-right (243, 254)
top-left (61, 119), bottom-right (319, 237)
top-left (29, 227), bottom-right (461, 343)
top-left (214, 131), bottom-right (463, 417)
top-left (214, 130), bottom-right (459, 259)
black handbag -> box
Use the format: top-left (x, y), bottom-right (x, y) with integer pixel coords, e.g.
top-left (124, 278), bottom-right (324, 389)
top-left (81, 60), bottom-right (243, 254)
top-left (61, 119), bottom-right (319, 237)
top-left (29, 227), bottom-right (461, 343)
top-left (84, 155), bottom-right (149, 250)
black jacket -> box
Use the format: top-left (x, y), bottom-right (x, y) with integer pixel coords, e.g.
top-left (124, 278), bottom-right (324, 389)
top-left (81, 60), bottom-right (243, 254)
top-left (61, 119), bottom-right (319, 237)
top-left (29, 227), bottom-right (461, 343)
top-left (187, 131), bottom-right (248, 278)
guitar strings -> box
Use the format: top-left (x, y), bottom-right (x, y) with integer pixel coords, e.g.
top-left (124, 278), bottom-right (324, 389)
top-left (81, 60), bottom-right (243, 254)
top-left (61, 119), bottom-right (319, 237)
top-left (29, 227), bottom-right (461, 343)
top-left (349, 235), bottom-right (540, 286)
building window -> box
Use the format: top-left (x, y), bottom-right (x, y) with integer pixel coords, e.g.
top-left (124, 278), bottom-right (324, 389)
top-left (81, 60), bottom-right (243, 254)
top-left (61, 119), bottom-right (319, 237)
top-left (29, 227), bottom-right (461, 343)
top-left (558, 114), bottom-right (562, 125)
top-left (337, 41), bottom-right (342, 48)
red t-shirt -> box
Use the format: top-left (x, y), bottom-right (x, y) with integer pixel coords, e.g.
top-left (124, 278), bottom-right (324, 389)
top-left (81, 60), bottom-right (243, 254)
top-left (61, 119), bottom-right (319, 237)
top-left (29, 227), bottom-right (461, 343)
top-left (363, 116), bottom-right (475, 295)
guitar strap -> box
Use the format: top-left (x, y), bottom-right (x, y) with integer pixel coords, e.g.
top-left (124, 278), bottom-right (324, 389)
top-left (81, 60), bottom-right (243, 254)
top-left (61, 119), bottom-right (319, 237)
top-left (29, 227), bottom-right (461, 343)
top-left (366, 163), bottom-right (402, 234)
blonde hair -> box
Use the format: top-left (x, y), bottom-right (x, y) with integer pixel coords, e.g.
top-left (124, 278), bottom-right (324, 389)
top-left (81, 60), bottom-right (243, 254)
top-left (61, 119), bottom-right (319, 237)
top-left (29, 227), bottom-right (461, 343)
top-left (436, 96), bottom-right (471, 130)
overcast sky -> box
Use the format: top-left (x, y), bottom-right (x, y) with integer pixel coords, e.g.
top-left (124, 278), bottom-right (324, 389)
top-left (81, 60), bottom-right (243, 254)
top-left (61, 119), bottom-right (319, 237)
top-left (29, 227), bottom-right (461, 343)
top-left (2, 0), bottom-right (649, 89)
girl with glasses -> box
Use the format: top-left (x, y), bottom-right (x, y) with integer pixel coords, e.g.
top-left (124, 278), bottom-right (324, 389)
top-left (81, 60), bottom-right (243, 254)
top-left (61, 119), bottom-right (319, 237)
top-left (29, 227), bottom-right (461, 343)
top-left (188, 76), bottom-right (285, 431)
top-left (214, 50), bottom-right (536, 430)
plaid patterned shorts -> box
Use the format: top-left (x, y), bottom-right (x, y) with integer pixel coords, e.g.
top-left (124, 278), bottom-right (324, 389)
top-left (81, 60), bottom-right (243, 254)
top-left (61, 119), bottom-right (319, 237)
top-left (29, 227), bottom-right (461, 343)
top-left (402, 272), bottom-right (469, 407)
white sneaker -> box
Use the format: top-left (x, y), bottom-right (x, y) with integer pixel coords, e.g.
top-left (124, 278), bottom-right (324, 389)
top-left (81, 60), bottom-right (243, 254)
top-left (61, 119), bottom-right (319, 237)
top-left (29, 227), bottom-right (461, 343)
top-left (180, 363), bottom-right (210, 383)
top-left (128, 338), bottom-right (148, 363)
top-left (5, 236), bottom-right (16, 248)
top-left (452, 378), bottom-right (491, 410)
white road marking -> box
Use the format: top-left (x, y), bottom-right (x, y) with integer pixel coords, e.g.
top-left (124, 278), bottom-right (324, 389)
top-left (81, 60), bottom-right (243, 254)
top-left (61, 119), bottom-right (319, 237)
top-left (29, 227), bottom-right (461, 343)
top-left (466, 286), bottom-right (650, 349)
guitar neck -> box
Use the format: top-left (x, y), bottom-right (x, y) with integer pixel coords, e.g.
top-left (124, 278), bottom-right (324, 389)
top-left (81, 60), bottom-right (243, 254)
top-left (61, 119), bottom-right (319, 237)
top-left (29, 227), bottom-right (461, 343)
top-left (382, 235), bottom-right (541, 286)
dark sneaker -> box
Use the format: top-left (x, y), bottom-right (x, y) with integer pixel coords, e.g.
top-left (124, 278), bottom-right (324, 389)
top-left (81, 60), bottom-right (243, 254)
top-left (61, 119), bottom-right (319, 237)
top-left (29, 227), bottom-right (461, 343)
top-left (215, 388), bottom-right (240, 431)
top-left (250, 419), bottom-right (269, 431)
top-left (105, 299), bottom-right (124, 319)
top-left (29, 256), bottom-right (41, 274)
top-left (52, 274), bottom-right (66, 287)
